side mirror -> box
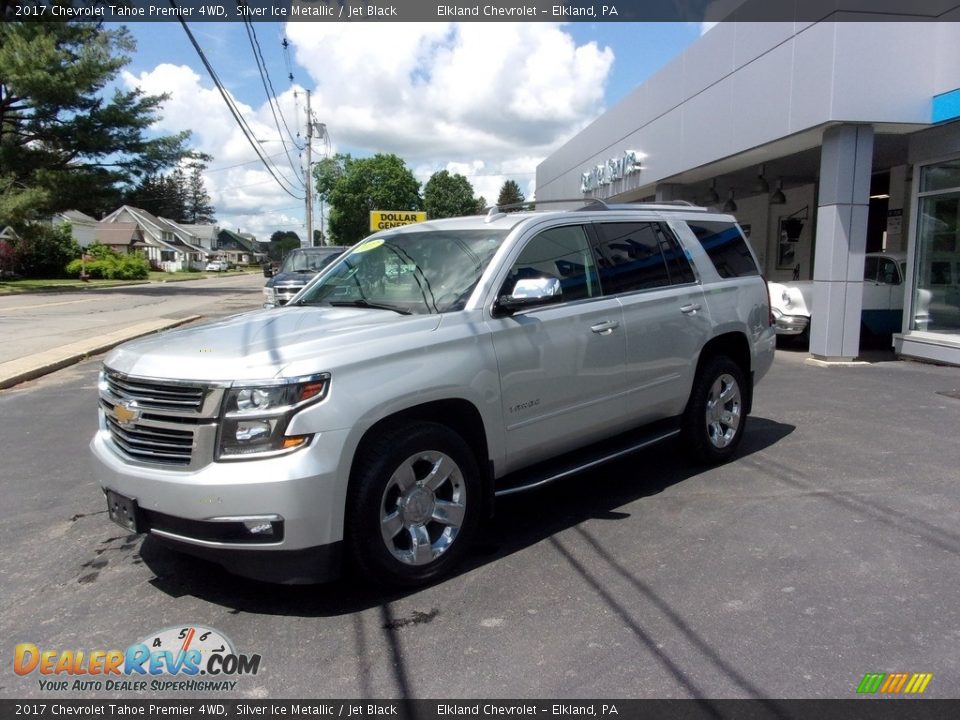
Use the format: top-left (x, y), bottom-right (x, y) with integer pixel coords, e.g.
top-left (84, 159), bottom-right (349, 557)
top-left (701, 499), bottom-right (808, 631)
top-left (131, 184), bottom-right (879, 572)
top-left (495, 277), bottom-right (562, 315)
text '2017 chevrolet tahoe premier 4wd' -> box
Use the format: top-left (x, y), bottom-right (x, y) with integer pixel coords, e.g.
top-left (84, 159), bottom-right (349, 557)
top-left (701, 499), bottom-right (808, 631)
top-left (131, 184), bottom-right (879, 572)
top-left (92, 202), bottom-right (775, 586)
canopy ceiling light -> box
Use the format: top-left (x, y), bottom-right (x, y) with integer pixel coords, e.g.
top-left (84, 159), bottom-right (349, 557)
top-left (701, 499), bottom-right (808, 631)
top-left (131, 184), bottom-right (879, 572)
top-left (770, 178), bottom-right (786, 205)
top-left (753, 164), bottom-right (770, 194)
top-left (723, 189), bottom-right (738, 213)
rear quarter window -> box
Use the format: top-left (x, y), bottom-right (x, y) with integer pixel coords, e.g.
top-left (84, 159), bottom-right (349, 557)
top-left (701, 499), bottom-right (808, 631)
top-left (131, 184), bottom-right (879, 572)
top-left (687, 221), bottom-right (759, 278)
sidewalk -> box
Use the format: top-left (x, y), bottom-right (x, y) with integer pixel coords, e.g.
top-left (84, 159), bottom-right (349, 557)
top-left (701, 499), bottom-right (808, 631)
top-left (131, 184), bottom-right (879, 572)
top-left (0, 315), bottom-right (199, 390)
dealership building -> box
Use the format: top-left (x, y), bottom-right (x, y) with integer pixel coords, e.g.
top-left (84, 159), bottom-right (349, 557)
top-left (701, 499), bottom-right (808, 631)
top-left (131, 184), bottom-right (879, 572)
top-left (536, 20), bottom-right (960, 365)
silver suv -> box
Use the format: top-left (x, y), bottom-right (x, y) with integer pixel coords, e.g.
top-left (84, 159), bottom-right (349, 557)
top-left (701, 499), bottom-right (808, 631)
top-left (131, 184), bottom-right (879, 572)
top-left (91, 203), bottom-right (775, 586)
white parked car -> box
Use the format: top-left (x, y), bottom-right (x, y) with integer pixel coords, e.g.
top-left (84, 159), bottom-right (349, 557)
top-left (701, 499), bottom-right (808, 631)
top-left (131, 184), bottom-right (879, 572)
top-left (768, 252), bottom-right (929, 340)
top-left (205, 260), bottom-right (229, 272)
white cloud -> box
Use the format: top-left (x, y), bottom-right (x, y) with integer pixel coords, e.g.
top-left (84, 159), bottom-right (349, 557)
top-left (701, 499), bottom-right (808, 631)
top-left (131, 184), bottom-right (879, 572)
top-left (286, 22), bottom-right (612, 205)
top-left (122, 64), bottom-right (309, 240)
top-left (122, 23), bottom-right (614, 238)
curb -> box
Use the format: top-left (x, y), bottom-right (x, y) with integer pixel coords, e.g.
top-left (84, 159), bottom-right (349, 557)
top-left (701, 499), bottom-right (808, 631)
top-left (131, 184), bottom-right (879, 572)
top-left (0, 315), bottom-right (201, 390)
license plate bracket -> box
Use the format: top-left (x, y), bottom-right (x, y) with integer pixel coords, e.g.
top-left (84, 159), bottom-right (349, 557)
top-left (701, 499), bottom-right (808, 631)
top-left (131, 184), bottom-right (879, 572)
top-left (105, 490), bottom-right (140, 533)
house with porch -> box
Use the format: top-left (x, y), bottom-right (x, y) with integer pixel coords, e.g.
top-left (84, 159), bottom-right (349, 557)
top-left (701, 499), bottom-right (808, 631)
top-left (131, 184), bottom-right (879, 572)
top-left (216, 228), bottom-right (265, 266)
top-left (101, 206), bottom-right (209, 271)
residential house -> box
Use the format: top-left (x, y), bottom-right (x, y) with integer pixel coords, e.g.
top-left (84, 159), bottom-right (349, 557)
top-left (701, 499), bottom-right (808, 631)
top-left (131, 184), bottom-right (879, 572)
top-left (101, 206), bottom-right (209, 271)
top-left (92, 223), bottom-right (144, 255)
top-left (52, 210), bottom-right (98, 247)
top-left (217, 228), bottom-right (264, 266)
top-left (179, 224), bottom-right (219, 253)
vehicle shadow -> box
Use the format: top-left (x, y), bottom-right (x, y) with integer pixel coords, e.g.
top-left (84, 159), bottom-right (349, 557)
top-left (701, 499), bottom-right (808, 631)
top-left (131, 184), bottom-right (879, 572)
top-left (139, 416), bottom-right (796, 616)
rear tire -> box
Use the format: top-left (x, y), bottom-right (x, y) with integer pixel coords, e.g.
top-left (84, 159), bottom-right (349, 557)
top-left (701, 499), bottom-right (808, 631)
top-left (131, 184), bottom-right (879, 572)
top-left (682, 355), bottom-right (748, 464)
top-left (347, 422), bottom-right (480, 587)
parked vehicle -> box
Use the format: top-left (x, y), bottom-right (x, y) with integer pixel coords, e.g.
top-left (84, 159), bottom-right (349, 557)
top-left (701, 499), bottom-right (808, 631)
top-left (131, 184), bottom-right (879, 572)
top-left (204, 260), bottom-right (229, 272)
top-left (768, 252), bottom-right (930, 342)
top-left (263, 246), bottom-right (347, 307)
top-left (92, 203), bottom-right (775, 586)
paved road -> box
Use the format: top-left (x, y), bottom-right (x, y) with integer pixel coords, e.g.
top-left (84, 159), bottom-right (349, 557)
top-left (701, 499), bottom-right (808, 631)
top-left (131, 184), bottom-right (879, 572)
top-left (1, 349), bottom-right (959, 700)
top-left (0, 273), bottom-right (264, 364)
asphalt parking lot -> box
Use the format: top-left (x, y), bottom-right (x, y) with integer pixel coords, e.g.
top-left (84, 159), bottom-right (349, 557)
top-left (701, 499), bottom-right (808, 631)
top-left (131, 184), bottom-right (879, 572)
top-left (1, 347), bottom-right (959, 700)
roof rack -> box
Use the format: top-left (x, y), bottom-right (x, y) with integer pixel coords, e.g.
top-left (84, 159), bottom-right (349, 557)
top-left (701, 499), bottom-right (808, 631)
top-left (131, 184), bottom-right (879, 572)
top-left (483, 198), bottom-right (708, 222)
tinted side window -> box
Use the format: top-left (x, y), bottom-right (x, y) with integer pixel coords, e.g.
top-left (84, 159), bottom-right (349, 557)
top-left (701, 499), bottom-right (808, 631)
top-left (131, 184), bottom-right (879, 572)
top-left (501, 225), bottom-right (600, 302)
top-left (687, 221), bottom-right (759, 278)
top-left (659, 229), bottom-right (696, 285)
top-left (593, 222), bottom-right (690, 293)
top-left (878, 258), bottom-right (900, 285)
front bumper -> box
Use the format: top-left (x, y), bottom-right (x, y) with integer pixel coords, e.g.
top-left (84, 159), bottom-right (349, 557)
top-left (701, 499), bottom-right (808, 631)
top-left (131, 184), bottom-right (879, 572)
top-left (90, 427), bottom-right (351, 583)
top-left (772, 309), bottom-right (810, 336)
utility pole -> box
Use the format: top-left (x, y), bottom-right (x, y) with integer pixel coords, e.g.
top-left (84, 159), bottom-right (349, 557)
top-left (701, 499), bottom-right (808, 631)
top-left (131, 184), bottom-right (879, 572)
top-left (304, 89), bottom-right (313, 249)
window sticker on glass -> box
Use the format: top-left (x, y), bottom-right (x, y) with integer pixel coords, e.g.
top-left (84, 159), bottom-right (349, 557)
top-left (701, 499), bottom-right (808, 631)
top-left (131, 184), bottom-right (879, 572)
top-left (355, 239), bottom-right (385, 253)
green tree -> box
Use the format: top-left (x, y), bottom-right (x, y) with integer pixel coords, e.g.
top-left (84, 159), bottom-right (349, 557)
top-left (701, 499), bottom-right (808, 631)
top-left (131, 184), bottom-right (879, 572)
top-left (185, 160), bottom-right (215, 224)
top-left (496, 180), bottom-right (525, 211)
top-left (475, 195), bottom-right (488, 214)
top-left (4, 222), bottom-right (80, 278)
top-left (314, 153), bottom-right (421, 245)
top-left (423, 170), bottom-right (478, 219)
top-left (268, 230), bottom-right (301, 261)
top-left (0, 19), bottom-right (190, 225)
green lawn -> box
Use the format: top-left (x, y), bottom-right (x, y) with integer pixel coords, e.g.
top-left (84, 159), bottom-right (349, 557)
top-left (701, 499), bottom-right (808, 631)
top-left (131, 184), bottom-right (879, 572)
top-left (0, 268), bottom-right (260, 295)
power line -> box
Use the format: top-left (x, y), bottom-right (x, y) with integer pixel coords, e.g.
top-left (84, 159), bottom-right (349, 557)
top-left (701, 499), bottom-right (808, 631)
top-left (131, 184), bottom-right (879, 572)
top-left (236, 2), bottom-right (304, 183)
top-left (169, 2), bottom-right (304, 201)
top-left (205, 150), bottom-right (293, 174)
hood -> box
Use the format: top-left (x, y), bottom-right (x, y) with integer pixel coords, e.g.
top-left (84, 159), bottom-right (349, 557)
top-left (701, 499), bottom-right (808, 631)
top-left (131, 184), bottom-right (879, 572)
top-left (105, 306), bottom-right (441, 382)
top-left (265, 270), bottom-right (316, 288)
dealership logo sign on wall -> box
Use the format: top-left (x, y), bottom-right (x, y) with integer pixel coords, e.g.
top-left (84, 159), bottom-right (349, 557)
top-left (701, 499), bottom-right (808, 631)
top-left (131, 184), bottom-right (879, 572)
top-left (581, 150), bottom-right (643, 194)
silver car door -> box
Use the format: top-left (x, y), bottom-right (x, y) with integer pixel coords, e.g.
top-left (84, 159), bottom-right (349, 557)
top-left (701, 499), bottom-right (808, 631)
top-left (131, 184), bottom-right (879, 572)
top-left (486, 224), bottom-right (627, 471)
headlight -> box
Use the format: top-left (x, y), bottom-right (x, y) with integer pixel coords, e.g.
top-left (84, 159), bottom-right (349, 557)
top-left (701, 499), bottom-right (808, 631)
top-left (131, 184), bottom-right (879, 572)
top-left (217, 374), bottom-right (329, 460)
top-left (263, 287), bottom-right (276, 303)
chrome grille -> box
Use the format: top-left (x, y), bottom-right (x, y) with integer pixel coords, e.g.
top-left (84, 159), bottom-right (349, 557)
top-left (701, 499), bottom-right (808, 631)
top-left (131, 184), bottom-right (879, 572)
top-left (100, 370), bottom-right (225, 469)
top-left (105, 373), bottom-right (205, 412)
top-left (104, 410), bottom-right (194, 466)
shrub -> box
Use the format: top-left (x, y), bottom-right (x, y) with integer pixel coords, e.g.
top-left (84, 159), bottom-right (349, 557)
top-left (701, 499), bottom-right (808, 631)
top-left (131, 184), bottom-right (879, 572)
top-left (66, 246), bottom-right (149, 280)
top-left (6, 223), bottom-right (81, 278)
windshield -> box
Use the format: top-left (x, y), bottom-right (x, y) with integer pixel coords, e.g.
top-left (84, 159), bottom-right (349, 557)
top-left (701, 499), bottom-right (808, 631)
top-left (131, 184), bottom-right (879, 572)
top-left (281, 249), bottom-right (342, 274)
top-left (294, 229), bottom-right (509, 314)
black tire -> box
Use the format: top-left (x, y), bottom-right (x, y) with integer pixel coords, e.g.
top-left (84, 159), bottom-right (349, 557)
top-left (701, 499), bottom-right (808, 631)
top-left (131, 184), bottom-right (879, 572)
top-left (347, 422), bottom-right (481, 587)
top-left (682, 355), bottom-right (748, 464)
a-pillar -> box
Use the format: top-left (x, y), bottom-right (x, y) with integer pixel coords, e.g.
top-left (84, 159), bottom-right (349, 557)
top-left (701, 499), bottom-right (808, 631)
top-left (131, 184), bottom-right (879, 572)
top-left (810, 124), bottom-right (874, 361)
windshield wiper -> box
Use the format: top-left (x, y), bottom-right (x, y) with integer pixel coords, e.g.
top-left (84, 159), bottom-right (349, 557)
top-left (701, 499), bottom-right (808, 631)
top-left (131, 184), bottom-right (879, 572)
top-left (327, 299), bottom-right (412, 315)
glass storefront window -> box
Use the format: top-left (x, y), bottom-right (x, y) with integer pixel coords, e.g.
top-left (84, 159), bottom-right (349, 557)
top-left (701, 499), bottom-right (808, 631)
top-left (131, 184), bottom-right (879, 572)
top-left (913, 175), bottom-right (960, 333)
top-left (920, 160), bottom-right (960, 193)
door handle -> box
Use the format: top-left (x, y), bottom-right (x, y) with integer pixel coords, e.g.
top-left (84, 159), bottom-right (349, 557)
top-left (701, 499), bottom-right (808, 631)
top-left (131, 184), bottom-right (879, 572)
top-left (590, 320), bottom-right (619, 335)
top-left (680, 303), bottom-right (702, 315)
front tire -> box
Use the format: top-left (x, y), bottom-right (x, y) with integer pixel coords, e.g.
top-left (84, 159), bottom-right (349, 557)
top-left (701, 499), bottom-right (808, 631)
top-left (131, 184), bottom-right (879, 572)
top-left (682, 355), bottom-right (747, 464)
top-left (347, 422), bottom-right (480, 587)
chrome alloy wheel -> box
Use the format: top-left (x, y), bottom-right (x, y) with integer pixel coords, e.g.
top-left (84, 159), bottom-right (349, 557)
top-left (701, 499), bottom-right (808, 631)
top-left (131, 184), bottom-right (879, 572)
top-left (379, 450), bottom-right (467, 566)
top-left (704, 373), bottom-right (742, 449)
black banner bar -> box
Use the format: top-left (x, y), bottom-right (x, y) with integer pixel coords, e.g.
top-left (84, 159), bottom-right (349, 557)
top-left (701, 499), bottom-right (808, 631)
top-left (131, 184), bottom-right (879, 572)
top-left (2, 700), bottom-right (960, 720)
top-left (3, 0), bottom-right (959, 23)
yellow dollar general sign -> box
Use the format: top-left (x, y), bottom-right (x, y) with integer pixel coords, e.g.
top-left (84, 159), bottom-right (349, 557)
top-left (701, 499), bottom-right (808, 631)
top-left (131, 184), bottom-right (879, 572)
top-left (856, 672), bottom-right (933, 694)
top-left (369, 211), bottom-right (426, 232)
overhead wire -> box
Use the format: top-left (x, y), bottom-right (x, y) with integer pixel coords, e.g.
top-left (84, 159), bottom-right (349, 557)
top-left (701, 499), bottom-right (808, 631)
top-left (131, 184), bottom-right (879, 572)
top-left (168, 1), bottom-right (304, 201)
top-left (235, 1), bottom-right (304, 183)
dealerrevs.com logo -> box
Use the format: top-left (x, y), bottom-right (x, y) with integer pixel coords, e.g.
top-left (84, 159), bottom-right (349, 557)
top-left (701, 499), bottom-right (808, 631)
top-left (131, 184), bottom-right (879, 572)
top-left (14, 625), bottom-right (261, 692)
top-left (856, 672), bottom-right (933, 695)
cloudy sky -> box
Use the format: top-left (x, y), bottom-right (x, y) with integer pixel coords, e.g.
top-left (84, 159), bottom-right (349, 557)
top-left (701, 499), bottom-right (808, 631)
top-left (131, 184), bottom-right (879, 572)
top-left (118, 21), bottom-right (703, 240)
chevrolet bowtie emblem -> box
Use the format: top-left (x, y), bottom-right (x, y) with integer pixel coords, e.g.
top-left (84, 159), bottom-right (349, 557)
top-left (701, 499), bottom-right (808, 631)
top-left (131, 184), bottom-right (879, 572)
top-left (113, 402), bottom-right (140, 427)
